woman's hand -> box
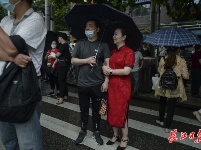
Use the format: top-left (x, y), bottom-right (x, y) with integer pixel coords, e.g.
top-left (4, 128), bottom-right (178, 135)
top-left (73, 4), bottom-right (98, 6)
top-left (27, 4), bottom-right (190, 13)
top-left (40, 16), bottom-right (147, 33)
top-left (102, 66), bottom-right (111, 76)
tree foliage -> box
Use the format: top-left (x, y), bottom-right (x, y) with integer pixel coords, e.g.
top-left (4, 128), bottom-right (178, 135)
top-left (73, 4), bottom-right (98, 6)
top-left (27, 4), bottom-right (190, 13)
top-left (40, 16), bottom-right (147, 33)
top-left (51, 0), bottom-right (201, 20)
top-left (50, 0), bottom-right (135, 12)
top-left (32, 0), bottom-right (69, 31)
top-left (0, 7), bottom-right (7, 21)
top-left (153, 0), bottom-right (201, 20)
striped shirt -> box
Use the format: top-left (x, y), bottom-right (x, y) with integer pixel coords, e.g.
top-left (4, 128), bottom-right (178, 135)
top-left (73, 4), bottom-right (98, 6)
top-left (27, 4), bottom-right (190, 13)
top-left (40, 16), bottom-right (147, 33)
top-left (0, 8), bottom-right (47, 76)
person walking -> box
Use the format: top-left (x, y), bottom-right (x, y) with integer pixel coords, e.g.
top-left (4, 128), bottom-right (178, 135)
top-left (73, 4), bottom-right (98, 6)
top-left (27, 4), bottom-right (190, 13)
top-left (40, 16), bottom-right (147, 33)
top-left (155, 47), bottom-right (189, 133)
top-left (56, 33), bottom-right (71, 104)
top-left (0, 0), bottom-right (46, 149)
top-left (45, 40), bottom-right (60, 97)
top-left (191, 45), bottom-right (201, 98)
top-left (130, 49), bottom-right (143, 96)
top-left (71, 19), bottom-right (110, 145)
top-left (101, 27), bottom-right (135, 150)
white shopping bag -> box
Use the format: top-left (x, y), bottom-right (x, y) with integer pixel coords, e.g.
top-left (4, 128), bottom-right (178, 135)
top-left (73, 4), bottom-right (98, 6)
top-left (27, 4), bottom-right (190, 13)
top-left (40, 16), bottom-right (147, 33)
top-left (152, 74), bottom-right (160, 90)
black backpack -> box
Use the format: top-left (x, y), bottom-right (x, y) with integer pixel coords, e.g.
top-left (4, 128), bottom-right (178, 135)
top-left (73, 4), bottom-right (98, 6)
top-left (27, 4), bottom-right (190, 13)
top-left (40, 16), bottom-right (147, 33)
top-left (160, 68), bottom-right (178, 90)
top-left (0, 35), bottom-right (41, 123)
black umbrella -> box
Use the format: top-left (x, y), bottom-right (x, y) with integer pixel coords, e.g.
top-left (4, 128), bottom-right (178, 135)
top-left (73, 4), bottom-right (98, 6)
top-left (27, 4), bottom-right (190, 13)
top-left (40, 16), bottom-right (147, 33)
top-left (65, 4), bottom-right (143, 50)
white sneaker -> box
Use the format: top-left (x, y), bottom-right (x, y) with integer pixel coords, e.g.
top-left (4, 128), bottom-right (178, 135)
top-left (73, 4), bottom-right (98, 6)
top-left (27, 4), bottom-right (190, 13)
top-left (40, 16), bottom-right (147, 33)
top-left (193, 111), bottom-right (201, 123)
top-left (156, 120), bottom-right (164, 126)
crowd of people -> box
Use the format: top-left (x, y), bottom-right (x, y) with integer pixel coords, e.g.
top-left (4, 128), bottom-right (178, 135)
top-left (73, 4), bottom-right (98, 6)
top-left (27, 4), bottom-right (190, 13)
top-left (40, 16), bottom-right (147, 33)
top-left (0, 0), bottom-right (201, 150)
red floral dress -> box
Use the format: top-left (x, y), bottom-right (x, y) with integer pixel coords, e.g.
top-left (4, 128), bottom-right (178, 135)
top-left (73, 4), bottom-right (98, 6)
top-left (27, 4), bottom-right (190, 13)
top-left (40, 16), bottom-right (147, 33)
top-left (107, 45), bottom-right (135, 128)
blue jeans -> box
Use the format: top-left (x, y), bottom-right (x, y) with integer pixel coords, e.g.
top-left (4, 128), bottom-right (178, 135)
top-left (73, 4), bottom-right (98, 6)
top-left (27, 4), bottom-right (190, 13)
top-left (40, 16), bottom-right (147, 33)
top-left (131, 71), bottom-right (140, 93)
top-left (0, 103), bottom-right (42, 150)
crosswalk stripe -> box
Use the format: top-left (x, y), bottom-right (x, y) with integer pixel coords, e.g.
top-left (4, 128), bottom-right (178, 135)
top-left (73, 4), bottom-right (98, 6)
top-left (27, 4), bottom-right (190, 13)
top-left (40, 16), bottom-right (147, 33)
top-left (43, 96), bottom-right (201, 149)
top-left (68, 92), bottom-right (201, 127)
top-left (131, 106), bottom-right (201, 127)
top-left (41, 114), bottom-right (138, 150)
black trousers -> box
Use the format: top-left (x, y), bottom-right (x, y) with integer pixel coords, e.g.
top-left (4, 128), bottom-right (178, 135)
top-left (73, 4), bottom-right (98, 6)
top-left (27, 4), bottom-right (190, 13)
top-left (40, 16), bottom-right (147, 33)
top-left (48, 74), bottom-right (59, 91)
top-left (159, 96), bottom-right (177, 128)
top-left (78, 84), bottom-right (103, 132)
top-left (58, 67), bottom-right (68, 98)
top-left (191, 68), bottom-right (201, 96)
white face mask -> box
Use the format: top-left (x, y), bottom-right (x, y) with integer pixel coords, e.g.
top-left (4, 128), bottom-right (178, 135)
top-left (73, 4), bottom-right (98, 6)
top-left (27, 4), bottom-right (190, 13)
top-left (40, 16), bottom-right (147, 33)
top-left (51, 44), bottom-right (56, 49)
top-left (0, 0), bottom-right (21, 12)
top-left (85, 30), bottom-right (96, 38)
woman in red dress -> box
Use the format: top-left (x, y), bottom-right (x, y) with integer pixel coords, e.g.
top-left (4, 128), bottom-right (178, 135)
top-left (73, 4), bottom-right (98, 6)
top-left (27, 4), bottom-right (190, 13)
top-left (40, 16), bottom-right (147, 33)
top-left (102, 27), bottom-right (135, 150)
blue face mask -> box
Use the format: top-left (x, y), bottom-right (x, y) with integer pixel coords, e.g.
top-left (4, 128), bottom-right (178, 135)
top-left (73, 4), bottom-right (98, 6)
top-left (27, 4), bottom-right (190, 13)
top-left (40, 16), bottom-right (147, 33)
top-left (85, 30), bottom-right (96, 39)
top-left (0, 0), bottom-right (21, 12)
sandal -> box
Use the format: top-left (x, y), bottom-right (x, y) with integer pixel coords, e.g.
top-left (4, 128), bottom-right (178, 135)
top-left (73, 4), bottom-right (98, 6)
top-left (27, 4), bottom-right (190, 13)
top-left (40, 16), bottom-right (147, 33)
top-left (116, 138), bottom-right (129, 150)
top-left (56, 100), bottom-right (64, 105)
top-left (106, 135), bottom-right (120, 145)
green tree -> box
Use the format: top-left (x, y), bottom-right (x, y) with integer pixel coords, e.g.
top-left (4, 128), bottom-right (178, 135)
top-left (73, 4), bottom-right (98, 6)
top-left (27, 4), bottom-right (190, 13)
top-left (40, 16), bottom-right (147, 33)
top-left (32, 0), bottom-right (70, 31)
top-left (49, 0), bottom-right (135, 31)
top-left (153, 0), bottom-right (201, 20)
top-left (0, 7), bottom-right (8, 21)
top-left (51, 0), bottom-right (135, 12)
top-left (51, 0), bottom-right (201, 20)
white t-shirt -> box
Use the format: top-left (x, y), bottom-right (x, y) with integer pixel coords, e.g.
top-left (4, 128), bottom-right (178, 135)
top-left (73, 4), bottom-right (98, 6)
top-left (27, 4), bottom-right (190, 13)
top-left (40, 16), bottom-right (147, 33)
top-left (0, 8), bottom-right (47, 76)
top-left (131, 51), bottom-right (143, 72)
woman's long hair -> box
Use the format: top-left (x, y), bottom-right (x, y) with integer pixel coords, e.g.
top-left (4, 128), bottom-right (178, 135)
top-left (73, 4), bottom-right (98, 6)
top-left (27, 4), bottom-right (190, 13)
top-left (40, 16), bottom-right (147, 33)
top-left (164, 47), bottom-right (178, 69)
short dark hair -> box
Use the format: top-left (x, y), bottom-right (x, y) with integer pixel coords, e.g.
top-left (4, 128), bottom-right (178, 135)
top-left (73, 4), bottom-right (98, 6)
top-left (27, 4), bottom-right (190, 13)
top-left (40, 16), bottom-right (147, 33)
top-left (26, 0), bottom-right (33, 6)
top-left (86, 19), bottom-right (100, 28)
top-left (194, 45), bottom-right (201, 50)
top-left (58, 32), bottom-right (68, 40)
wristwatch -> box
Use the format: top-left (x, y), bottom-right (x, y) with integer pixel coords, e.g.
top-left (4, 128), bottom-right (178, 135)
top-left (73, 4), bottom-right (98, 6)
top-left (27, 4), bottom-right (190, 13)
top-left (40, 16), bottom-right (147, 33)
top-left (109, 69), bottom-right (113, 75)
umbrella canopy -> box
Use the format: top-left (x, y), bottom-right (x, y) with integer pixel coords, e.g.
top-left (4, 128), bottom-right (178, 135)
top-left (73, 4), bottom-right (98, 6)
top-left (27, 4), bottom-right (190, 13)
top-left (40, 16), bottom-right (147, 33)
top-left (65, 4), bottom-right (143, 50)
top-left (143, 27), bottom-right (201, 47)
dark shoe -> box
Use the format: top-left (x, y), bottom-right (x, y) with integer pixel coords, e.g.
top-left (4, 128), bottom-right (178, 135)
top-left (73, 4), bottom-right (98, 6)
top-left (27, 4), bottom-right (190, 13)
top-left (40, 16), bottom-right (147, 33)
top-left (132, 91), bottom-right (138, 96)
top-left (117, 139), bottom-right (129, 150)
top-left (156, 119), bottom-right (164, 126)
top-left (106, 135), bottom-right (120, 145)
top-left (92, 131), bottom-right (103, 145)
top-left (56, 93), bottom-right (60, 98)
top-left (47, 91), bottom-right (54, 96)
top-left (42, 79), bottom-right (48, 83)
top-left (75, 131), bottom-right (87, 145)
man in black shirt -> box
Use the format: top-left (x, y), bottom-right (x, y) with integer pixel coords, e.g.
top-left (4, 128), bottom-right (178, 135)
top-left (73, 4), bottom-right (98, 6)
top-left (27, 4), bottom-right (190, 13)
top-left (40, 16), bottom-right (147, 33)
top-left (71, 19), bottom-right (110, 145)
top-left (56, 33), bottom-right (71, 104)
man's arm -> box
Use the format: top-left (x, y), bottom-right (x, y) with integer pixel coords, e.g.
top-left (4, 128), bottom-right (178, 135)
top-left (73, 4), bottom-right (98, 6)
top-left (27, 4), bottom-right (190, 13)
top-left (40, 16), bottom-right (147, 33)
top-left (0, 27), bottom-right (18, 56)
top-left (139, 58), bottom-right (144, 69)
top-left (104, 58), bottom-right (109, 82)
top-left (0, 50), bottom-right (14, 61)
top-left (0, 27), bottom-right (32, 67)
top-left (71, 57), bottom-right (96, 66)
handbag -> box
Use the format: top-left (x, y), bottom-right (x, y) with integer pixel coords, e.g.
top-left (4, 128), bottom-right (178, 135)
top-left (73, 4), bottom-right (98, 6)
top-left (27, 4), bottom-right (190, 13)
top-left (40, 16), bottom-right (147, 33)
top-left (99, 92), bottom-right (107, 116)
top-left (0, 62), bottom-right (41, 123)
top-left (152, 74), bottom-right (160, 90)
top-left (47, 67), bottom-right (58, 77)
top-left (58, 59), bottom-right (67, 67)
top-left (0, 35), bottom-right (41, 123)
